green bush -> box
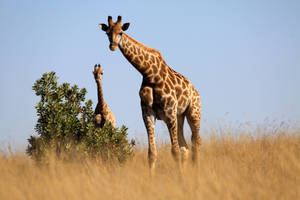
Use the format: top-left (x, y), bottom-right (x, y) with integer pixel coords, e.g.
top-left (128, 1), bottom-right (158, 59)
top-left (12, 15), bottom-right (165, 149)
top-left (27, 72), bottom-right (134, 163)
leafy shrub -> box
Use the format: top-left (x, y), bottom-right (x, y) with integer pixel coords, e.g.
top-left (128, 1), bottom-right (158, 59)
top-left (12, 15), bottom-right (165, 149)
top-left (27, 72), bottom-right (134, 163)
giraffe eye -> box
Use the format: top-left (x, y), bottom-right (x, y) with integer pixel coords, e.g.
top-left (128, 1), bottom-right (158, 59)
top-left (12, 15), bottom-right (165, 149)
top-left (119, 32), bottom-right (123, 36)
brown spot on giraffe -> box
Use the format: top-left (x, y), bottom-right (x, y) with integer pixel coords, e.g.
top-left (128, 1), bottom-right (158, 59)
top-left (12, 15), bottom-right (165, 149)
top-left (170, 76), bottom-right (176, 85)
top-left (150, 55), bottom-right (155, 64)
top-left (93, 64), bottom-right (116, 128)
top-left (139, 55), bottom-right (143, 62)
top-left (175, 86), bottom-right (183, 100)
top-left (145, 52), bottom-right (149, 61)
top-left (152, 65), bottom-right (158, 74)
top-left (155, 57), bottom-right (160, 65)
top-left (154, 76), bottom-right (160, 83)
top-left (182, 82), bottom-right (187, 89)
top-left (159, 65), bottom-right (168, 79)
top-left (183, 90), bottom-right (189, 96)
top-left (99, 16), bottom-right (202, 176)
top-left (164, 84), bottom-right (170, 94)
top-left (171, 90), bottom-right (176, 97)
top-left (133, 57), bottom-right (140, 65)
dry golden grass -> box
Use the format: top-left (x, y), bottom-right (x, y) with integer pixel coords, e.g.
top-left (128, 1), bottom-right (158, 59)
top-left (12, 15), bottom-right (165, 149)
top-left (1, 128), bottom-right (300, 200)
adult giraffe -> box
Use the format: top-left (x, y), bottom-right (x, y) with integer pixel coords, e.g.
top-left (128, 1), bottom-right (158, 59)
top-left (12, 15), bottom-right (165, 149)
top-left (99, 16), bottom-right (201, 175)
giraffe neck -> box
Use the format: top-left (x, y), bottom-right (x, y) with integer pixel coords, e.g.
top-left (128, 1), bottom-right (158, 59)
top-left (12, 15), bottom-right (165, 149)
top-left (118, 33), bottom-right (163, 80)
top-left (96, 79), bottom-right (106, 112)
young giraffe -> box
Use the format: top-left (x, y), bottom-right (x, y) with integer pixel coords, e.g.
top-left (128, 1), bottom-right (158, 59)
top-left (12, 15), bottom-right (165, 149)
top-left (93, 64), bottom-right (116, 128)
top-left (99, 16), bottom-right (201, 175)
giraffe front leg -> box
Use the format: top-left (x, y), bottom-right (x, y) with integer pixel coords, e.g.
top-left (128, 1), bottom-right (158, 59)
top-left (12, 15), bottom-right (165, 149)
top-left (141, 103), bottom-right (157, 177)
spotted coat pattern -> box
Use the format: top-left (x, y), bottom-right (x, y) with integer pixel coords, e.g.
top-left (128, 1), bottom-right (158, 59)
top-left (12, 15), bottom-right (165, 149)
top-left (99, 16), bottom-right (201, 175)
top-left (93, 64), bottom-right (116, 128)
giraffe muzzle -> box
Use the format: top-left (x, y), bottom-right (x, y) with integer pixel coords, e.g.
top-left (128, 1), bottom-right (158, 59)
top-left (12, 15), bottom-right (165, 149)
top-left (109, 43), bottom-right (118, 51)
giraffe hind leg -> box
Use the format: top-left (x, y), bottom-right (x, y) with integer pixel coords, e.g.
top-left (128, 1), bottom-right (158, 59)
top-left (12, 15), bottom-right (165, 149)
top-left (186, 102), bottom-right (202, 165)
top-left (177, 114), bottom-right (189, 170)
top-left (165, 114), bottom-right (183, 176)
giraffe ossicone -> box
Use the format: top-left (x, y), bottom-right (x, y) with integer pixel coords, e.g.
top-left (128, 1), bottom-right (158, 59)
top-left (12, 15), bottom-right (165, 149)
top-left (99, 16), bottom-right (202, 175)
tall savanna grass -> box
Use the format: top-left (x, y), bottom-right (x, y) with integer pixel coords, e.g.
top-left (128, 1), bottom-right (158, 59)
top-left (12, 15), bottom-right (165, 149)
top-left (1, 124), bottom-right (300, 200)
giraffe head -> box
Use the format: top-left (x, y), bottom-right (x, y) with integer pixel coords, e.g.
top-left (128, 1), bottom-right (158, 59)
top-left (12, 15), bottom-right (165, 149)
top-left (93, 64), bottom-right (104, 81)
top-left (99, 16), bottom-right (130, 51)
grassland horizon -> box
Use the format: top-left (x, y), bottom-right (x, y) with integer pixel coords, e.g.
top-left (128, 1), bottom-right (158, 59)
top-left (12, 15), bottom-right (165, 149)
top-left (1, 124), bottom-right (300, 200)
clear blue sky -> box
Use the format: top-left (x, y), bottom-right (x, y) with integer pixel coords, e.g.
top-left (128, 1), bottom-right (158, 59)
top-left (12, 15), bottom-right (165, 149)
top-left (0, 0), bottom-right (299, 148)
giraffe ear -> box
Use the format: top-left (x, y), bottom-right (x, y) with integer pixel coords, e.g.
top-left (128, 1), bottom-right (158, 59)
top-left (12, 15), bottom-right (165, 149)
top-left (99, 24), bottom-right (108, 31)
top-left (122, 23), bottom-right (130, 31)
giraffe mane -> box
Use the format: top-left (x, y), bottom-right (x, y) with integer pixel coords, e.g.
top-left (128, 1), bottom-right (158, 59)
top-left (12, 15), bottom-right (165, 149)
top-left (124, 33), bottom-right (162, 58)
